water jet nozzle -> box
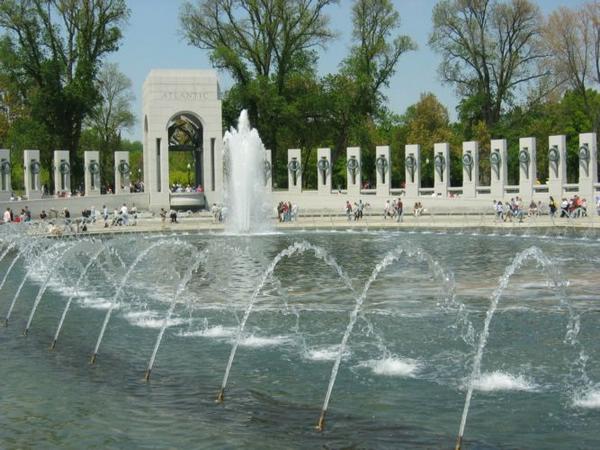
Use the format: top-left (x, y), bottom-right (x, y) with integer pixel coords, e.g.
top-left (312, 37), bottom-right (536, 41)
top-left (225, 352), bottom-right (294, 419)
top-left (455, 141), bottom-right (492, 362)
top-left (315, 410), bottom-right (326, 432)
top-left (454, 435), bottom-right (463, 450)
top-left (215, 388), bottom-right (225, 404)
top-left (4, 318), bottom-right (8, 327)
top-left (90, 353), bottom-right (97, 365)
top-left (144, 369), bottom-right (151, 382)
top-left (50, 340), bottom-right (57, 351)
top-left (23, 328), bottom-right (29, 336)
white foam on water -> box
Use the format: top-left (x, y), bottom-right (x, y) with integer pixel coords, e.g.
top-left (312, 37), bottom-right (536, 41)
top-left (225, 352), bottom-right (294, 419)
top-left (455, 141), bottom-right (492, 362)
top-left (77, 296), bottom-right (115, 310)
top-left (304, 345), bottom-right (351, 362)
top-left (360, 356), bottom-right (421, 377)
top-left (573, 389), bottom-right (600, 409)
top-left (123, 310), bottom-right (188, 329)
top-left (471, 371), bottom-right (538, 392)
top-left (237, 334), bottom-right (290, 348)
top-left (179, 325), bottom-right (238, 338)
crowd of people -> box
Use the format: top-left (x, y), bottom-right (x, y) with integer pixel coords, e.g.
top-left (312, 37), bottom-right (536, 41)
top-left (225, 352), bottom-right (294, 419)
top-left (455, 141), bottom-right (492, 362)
top-left (277, 201), bottom-right (299, 222)
top-left (382, 199), bottom-right (404, 221)
top-left (1, 202), bottom-right (141, 234)
top-left (171, 183), bottom-right (203, 193)
top-left (493, 195), bottom-right (600, 222)
top-left (345, 200), bottom-right (367, 221)
top-left (556, 195), bottom-right (591, 218)
top-left (493, 197), bottom-right (529, 222)
top-left (2, 206), bottom-right (32, 223)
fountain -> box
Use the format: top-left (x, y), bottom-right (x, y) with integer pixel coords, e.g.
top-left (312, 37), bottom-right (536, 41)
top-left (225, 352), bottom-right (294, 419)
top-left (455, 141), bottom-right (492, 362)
top-left (90, 239), bottom-right (194, 364)
top-left (0, 206), bottom-right (599, 449)
top-left (223, 110), bottom-right (272, 234)
top-left (454, 246), bottom-right (584, 450)
top-left (144, 249), bottom-right (207, 381)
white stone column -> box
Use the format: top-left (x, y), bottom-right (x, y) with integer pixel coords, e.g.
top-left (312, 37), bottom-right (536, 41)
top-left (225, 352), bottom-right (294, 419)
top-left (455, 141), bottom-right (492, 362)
top-left (114, 151), bottom-right (131, 194)
top-left (375, 145), bottom-right (391, 197)
top-left (462, 141), bottom-right (479, 198)
top-left (518, 137), bottom-right (536, 201)
top-left (147, 133), bottom-right (170, 209)
top-left (0, 149), bottom-right (11, 200)
top-left (404, 144), bottom-right (420, 198)
top-left (287, 149), bottom-right (302, 193)
top-left (578, 132), bottom-right (598, 202)
top-left (84, 151), bottom-right (101, 196)
top-left (548, 135), bottom-right (566, 201)
top-left (490, 139), bottom-right (507, 199)
top-left (433, 142), bottom-right (450, 198)
top-left (160, 133), bottom-right (170, 195)
top-left (264, 149), bottom-right (272, 192)
top-left (53, 150), bottom-right (71, 195)
top-left (346, 147), bottom-right (361, 197)
top-left (317, 147), bottom-right (331, 195)
top-left (24, 150), bottom-right (42, 199)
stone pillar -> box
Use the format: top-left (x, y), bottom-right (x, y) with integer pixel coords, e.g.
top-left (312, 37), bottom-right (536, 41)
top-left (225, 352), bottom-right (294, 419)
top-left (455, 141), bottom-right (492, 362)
top-left (287, 149), bottom-right (302, 193)
top-left (317, 147), bottom-right (332, 195)
top-left (578, 132), bottom-right (598, 202)
top-left (404, 144), bottom-right (420, 198)
top-left (264, 149), bottom-right (272, 192)
top-left (53, 150), bottom-right (71, 195)
top-left (490, 139), bottom-right (507, 199)
top-left (147, 134), bottom-right (169, 208)
top-left (114, 151), bottom-right (131, 194)
top-left (24, 150), bottom-right (42, 200)
top-left (346, 147), bottom-right (361, 197)
top-left (433, 142), bottom-right (450, 198)
top-left (518, 137), bottom-right (536, 201)
top-left (84, 151), bottom-right (101, 196)
top-left (0, 149), bottom-right (11, 200)
top-left (375, 145), bottom-right (391, 197)
top-left (548, 135), bottom-right (566, 201)
top-left (160, 133), bottom-right (170, 196)
top-left (462, 141), bottom-right (479, 198)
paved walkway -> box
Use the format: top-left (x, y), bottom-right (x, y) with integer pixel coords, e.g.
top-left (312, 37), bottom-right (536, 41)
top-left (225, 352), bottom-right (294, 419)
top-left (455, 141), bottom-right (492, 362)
top-left (22, 212), bottom-right (599, 237)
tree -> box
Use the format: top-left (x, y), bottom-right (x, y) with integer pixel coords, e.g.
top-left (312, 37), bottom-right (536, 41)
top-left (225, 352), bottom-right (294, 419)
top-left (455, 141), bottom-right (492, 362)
top-left (181, 0), bottom-right (337, 90)
top-left (180, 0), bottom-right (338, 174)
top-left (429, 0), bottom-right (545, 128)
top-left (541, 2), bottom-right (600, 130)
top-left (0, 0), bottom-right (130, 186)
top-left (342, 0), bottom-right (416, 117)
top-left (86, 63), bottom-right (135, 147)
top-left (84, 62), bottom-right (135, 181)
top-left (402, 92), bottom-right (457, 186)
top-left (334, 0), bottom-right (415, 186)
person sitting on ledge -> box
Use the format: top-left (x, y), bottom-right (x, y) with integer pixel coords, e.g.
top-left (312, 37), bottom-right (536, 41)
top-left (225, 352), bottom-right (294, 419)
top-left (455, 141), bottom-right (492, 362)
top-left (413, 201), bottom-right (424, 217)
top-left (528, 200), bottom-right (538, 217)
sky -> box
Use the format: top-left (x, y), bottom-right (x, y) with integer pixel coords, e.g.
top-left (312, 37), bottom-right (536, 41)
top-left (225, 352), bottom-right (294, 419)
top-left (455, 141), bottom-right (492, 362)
top-left (110, 0), bottom-right (588, 141)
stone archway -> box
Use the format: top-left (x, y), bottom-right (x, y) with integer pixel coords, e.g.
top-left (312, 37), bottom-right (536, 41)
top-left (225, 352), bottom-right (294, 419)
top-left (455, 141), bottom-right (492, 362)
top-left (142, 69), bottom-right (223, 210)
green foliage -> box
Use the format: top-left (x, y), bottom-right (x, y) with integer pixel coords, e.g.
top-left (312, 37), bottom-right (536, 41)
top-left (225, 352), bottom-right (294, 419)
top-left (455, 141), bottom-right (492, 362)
top-left (0, 0), bottom-right (129, 189)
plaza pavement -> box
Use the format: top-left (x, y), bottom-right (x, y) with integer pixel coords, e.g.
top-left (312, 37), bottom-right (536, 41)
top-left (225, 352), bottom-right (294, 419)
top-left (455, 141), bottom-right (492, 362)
top-left (22, 211), bottom-right (600, 237)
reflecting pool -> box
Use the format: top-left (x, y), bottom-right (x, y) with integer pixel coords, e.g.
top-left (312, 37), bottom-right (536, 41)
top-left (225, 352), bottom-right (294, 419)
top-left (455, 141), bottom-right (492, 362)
top-left (0, 227), bottom-right (599, 449)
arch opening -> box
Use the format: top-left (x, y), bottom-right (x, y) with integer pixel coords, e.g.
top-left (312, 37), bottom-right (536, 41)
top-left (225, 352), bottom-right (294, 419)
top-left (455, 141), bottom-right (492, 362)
top-left (167, 112), bottom-right (204, 191)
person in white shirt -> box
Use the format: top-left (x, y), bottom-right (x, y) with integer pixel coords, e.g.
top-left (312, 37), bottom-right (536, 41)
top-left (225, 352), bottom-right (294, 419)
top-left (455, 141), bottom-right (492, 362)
top-left (120, 203), bottom-right (129, 226)
top-left (3, 208), bottom-right (11, 223)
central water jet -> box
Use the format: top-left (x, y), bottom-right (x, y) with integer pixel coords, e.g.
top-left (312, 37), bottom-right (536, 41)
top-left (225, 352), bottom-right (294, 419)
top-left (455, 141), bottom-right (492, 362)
top-left (223, 110), bottom-right (271, 234)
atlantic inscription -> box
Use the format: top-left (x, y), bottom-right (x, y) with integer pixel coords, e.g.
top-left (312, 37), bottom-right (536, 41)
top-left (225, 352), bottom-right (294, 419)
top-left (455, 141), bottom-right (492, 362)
top-left (159, 91), bottom-right (211, 101)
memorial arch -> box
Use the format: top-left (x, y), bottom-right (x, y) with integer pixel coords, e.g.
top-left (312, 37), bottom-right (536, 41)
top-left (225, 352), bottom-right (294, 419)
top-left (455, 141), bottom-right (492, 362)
top-left (142, 69), bottom-right (223, 210)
